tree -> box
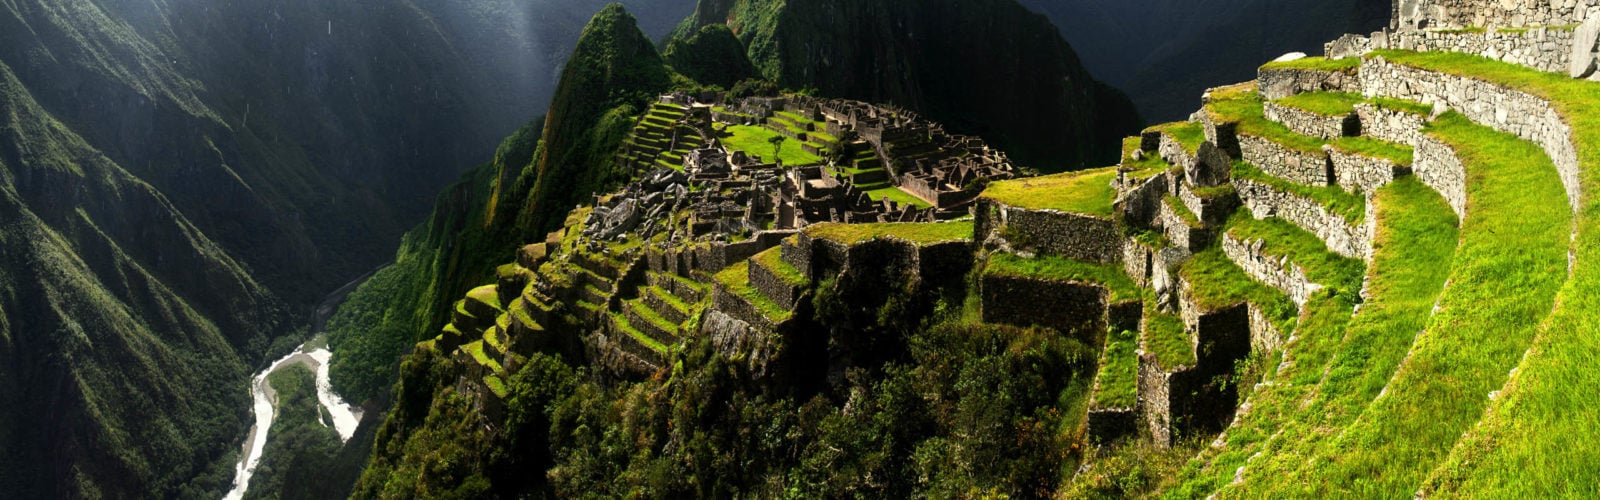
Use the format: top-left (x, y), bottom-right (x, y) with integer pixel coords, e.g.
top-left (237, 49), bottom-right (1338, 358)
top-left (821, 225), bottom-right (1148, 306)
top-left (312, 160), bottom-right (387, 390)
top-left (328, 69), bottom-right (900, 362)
top-left (768, 135), bottom-right (788, 164)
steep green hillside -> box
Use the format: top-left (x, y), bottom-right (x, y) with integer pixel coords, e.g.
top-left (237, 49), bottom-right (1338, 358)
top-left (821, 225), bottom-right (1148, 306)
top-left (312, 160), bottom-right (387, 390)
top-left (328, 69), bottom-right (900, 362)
top-left (0, 0), bottom-right (569, 496)
top-left (663, 24), bottom-right (760, 88)
top-left (670, 0), bottom-right (1141, 170)
top-left (329, 4), bottom-right (673, 403)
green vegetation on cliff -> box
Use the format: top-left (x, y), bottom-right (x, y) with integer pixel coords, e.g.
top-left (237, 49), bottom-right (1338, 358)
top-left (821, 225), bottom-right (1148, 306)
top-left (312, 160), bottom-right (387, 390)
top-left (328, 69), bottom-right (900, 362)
top-left (663, 24), bottom-right (759, 88)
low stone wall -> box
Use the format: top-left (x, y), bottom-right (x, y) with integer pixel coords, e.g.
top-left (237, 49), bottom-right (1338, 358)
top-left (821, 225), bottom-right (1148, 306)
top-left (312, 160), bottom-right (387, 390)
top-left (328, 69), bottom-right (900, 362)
top-left (1201, 113), bottom-right (1241, 157)
top-left (749, 258), bottom-right (802, 309)
top-left (1387, 26), bottom-right (1576, 74)
top-left (1178, 180), bottom-right (1241, 226)
top-left (1223, 232), bottom-right (1321, 306)
top-left (1238, 134), bottom-right (1333, 186)
top-left (1158, 131), bottom-right (1198, 171)
top-left (1122, 238), bottom-right (1157, 288)
top-left (642, 291), bottom-right (690, 324)
top-left (1158, 199), bottom-right (1212, 251)
top-left (978, 200), bottom-right (1122, 264)
top-left (1264, 100), bottom-right (1356, 140)
top-left (713, 282), bottom-right (777, 332)
top-left (1234, 177), bottom-right (1375, 260)
top-left (1258, 66), bottom-right (1361, 100)
top-left (1116, 171), bottom-right (1170, 229)
top-left (1354, 102), bottom-right (1428, 146)
top-left (1414, 135), bottom-right (1471, 221)
top-left (1329, 148), bottom-right (1411, 194)
top-left (1362, 55), bottom-right (1581, 213)
top-left (1394, 0), bottom-right (1598, 31)
top-left (981, 274), bottom-right (1108, 340)
top-left (1248, 305), bottom-right (1285, 355)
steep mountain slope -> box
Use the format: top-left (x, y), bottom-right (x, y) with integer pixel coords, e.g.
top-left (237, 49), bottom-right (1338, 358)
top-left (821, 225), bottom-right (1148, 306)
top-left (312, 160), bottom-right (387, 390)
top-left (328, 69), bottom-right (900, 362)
top-left (0, 0), bottom-right (638, 496)
top-left (1018, 0), bottom-right (1390, 121)
top-left (328, 3), bottom-right (671, 405)
top-left (669, 0), bottom-right (1141, 170)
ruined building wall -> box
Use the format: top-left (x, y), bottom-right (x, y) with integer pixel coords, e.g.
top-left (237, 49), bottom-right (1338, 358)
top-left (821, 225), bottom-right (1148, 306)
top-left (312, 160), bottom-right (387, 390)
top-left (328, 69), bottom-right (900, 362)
top-left (1395, 0), bottom-right (1600, 30)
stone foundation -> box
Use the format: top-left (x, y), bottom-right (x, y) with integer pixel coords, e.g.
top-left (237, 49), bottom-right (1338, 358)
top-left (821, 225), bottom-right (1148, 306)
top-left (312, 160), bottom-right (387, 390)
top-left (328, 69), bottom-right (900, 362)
top-left (1238, 134), bottom-right (1334, 186)
top-left (978, 199), bottom-right (1122, 264)
top-left (1414, 135), bottom-right (1471, 221)
top-left (1361, 55), bottom-right (1581, 213)
top-left (1223, 232), bottom-right (1321, 306)
top-left (1234, 177), bottom-right (1375, 260)
top-left (1329, 148), bottom-right (1411, 194)
top-left (1265, 101), bottom-right (1358, 140)
top-left (981, 274), bottom-right (1109, 340)
top-left (1259, 66), bottom-right (1361, 100)
top-left (1354, 102), bottom-right (1428, 146)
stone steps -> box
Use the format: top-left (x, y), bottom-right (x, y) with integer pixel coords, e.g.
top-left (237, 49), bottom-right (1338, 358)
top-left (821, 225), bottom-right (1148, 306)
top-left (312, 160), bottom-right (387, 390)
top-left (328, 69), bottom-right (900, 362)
top-left (641, 286), bottom-right (691, 324)
top-left (748, 247), bottom-right (807, 310)
top-left (1232, 162), bottom-right (1376, 260)
top-left (623, 298), bottom-right (680, 346)
top-left (1221, 216), bottom-right (1365, 307)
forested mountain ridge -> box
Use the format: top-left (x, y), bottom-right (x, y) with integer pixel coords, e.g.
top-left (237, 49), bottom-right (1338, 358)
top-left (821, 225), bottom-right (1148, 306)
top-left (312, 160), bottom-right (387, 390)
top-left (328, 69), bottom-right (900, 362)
top-left (666, 0), bottom-right (1142, 171)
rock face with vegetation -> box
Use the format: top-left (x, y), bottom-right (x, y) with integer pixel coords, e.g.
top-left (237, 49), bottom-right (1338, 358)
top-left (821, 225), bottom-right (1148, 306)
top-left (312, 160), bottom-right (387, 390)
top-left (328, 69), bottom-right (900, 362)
top-left (667, 0), bottom-right (1142, 170)
top-left (0, 0), bottom-right (673, 496)
top-left (342, 0), bottom-right (1600, 497)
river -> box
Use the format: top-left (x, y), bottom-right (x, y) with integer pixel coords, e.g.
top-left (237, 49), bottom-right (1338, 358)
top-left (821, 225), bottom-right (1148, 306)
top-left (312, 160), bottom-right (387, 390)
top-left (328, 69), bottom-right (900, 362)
top-left (222, 270), bottom-right (378, 500)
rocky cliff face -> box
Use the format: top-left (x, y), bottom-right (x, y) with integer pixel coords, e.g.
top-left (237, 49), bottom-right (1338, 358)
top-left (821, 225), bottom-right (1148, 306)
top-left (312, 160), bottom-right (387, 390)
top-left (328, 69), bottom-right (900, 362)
top-left (672, 0), bottom-right (1141, 170)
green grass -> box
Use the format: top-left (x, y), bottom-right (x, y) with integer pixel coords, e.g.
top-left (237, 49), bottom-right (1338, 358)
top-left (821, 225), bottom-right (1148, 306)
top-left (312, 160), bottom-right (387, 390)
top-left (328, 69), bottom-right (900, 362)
top-left (1147, 121), bottom-right (1205, 154)
top-left (1163, 196), bottom-right (1202, 229)
top-left (1259, 56), bottom-right (1360, 72)
top-left (1363, 51), bottom-right (1600, 496)
top-left (981, 167), bottom-right (1118, 216)
top-left (1194, 177), bottom-right (1462, 497)
top-left (752, 247), bottom-right (807, 287)
top-left (645, 285), bottom-right (691, 315)
top-left (627, 299), bottom-right (679, 336)
top-left (1371, 97), bottom-right (1433, 116)
top-left (713, 261), bottom-right (792, 323)
top-left (1093, 329), bottom-right (1140, 409)
top-left (720, 124), bottom-right (824, 165)
top-left (1213, 88), bottom-right (1415, 167)
top-left (865, 185), bottom-right (933, 209)
top-left (1344, 50), bottom-right (1600, 496)
top-left (985, 252), bottom-right (1140, 302)
top-left (1275, 92), bottom-right (1364, 116)
top-left (1142, 300), bottom-right (1194, 370)
top-left (1180, 249), bottom-right (1298, 329)
top-left (482, 375), bottom-right (508, 399)
top-left (466, 284), bottom-right (502, 311)
top-left (804, 221), bottom-right (974, 246)
top-left (1331, 135), bottom-right (1415, 166)
top-left (612, 313), bottom-right (667, 353)
top-left (1248, 111), bottom-right (1571, 496)
top-left (1233, 161), bottom-right (1367, 225)
top-left (1226, 211), bottom-right (1367, 294)
top-left (1122, 136), bottom-right (1170, 178)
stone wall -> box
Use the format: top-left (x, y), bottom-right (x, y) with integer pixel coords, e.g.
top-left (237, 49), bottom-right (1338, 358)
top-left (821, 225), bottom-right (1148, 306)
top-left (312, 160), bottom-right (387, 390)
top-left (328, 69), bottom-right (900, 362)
top-left (1238, 134), bottom-right (1334, 186)
top-left (1354, 102), bottom-right (1428, 146)
top-left (1248, 305), bottom-right (1286, 354)
top-left (1223, 232), bottom-right (1321, 306)
top-left (1258, 67), bottom-right (1361, 100)
top-left (1122, 238), bottom-right (1157, 287)
top-left (978, 200), bottom-right (1123, 264)
top-left (748, 258), bottom-right (803, 309)
top-left (1394, 0), bottom-right (1599, 30)
top-left (1329, 148), bottom-right (1411, 194)
top-left (1361, 55), bottom-right (1582, 212)
top-left (1264, 101), bottom-right (1357, 140)
top-left (1116, 170), bottom-right (1171, 230)
top-left (1388, 26), bottom-right (1577, 74)
top-left (1178, 181), bottom-right (1241, 226)
top-left (713, 281), bottom-right (778, 331)
top-left (981, 274), bottom-right (1108, 340)
top-left (1234, 177), bottom-right (1375, 260)
top-left (1414, 135), bottom-right (1472, 221)
top-left (918, 241), bottom-right (977, 290)
top-left (1158, 131), bottom-right (1198, 171)
top-left (1158, 198), bottom-right (1212, 251)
